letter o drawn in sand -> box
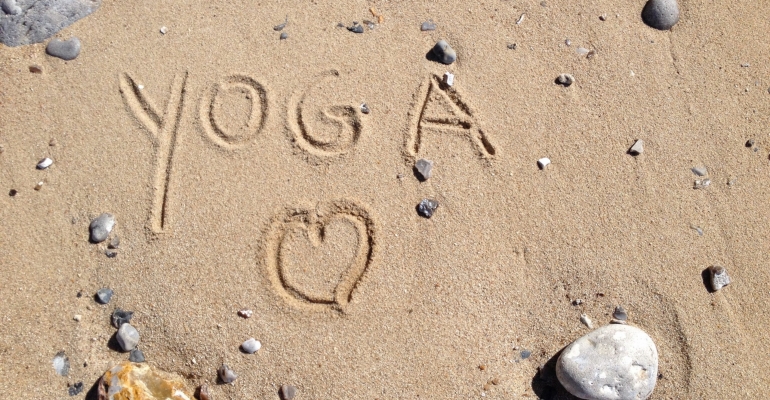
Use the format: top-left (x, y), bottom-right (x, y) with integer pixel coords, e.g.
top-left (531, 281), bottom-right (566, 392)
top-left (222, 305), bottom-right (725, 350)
top-left (261, 199), bottom-right (377, 313)
top-left (200, 75), bottom-right (268, 149)
top-left (288, 70), bottom-right (363, 161)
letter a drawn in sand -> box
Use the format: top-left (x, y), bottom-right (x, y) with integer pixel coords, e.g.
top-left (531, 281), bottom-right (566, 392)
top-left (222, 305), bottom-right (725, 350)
top-left (119, 71), bottom-right (188, 234)
top-left (406, 74), bottom-right (496, 161)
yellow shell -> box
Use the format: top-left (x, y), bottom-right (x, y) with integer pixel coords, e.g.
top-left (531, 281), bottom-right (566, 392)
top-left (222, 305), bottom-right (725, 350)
top-left (98, 361), bottom-right (193, 400)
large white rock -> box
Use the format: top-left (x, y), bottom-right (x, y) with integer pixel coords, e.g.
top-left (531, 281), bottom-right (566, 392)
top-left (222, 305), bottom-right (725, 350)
top-left (556, 324), bottom-right (658, 400)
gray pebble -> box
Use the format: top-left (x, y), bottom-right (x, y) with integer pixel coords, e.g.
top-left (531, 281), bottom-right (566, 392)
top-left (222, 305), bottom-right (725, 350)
top-left (417, 199), bottom-right (439, 218)
top-left (108, 235), bottom-right (120, 249)
top-left (691, 166), bottom-right (707, 176)
top-left (68, 381), bottom-right (84, 396)
top-left (116, 323), bottom-right (140, 352)
top-left (611, 306), bottom-right (628, 324)
top-left (273, 16), bottom-right (288, 31)
top-left (628, 139), bottom-right (644, 155)
top-left (129, 348), bottom-right (145, 363)
top-left (360, 103), bottom-right (370, 114)
top-left (420, 20), bottom-right (436, 31)
top-left (641, 0), bottom-right (680, 30)
top-left (431, 39), bottom-right (457, 65)
top-left (218, 364), bottom-right (237, 383)
top-left (89, 213), bottom-right (115, 243)
top-left (507, 43), bottom-right (517, 50)
top-left (347, 23), bottom-right (363, 33)
top-left (105, 250), bottom-right (117, 258)
top-left (280, 384), bottom-right (297, 400)
top-left (279, 32), bottom-right (288, 40)
top-left (53, 350), bottom-right (70, 376)
top-left (111, 308), bottom-right (133, 328)
top-left (45, 37), bottom-right (81, 60)
top-left (414, 158), bottom-right (433, 181)
top-left (709, 265), bottom-right (731, 291)
top-left (0, 0), bottom-right (101, 46)
top-left (555, 73), bottom-right (575, 87)
top-left (520, 350), bottom-right (532, 359)
top-left (241, 338), bottom-right (261, 354)
top-left (95, 287), bottom-right (113, 304)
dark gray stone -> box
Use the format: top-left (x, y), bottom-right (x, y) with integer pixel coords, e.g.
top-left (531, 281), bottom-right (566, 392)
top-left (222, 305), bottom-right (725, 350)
top-left (520, 350), bottom-right (531, 359)
top-left (280, 385), bottom-right (297, 400)
top-left (0, 0), bottom-right (101, 47)
top-left (420, 20), bottom-right (436, 31)
top-left (111, 308), bottom-right (133, 328)
top-left (347, 23), bottom-right (363, 33)
top-left (128, 348), bottom-right (145, 363)
top-left (431, 39), bottom-right (456, 65)
top-left (417, 199), bottom-right (439, 218)
top-left (279, 32), bottom-right (287, 40)
top-left (46, 37), bottom-right (80, 60)
top-left (642, 0), bottom-right (679, 30)
top-left (95, 287), bottom-right (113, 304)
top-left (89, 213), bottom-right (115, 243)
top-left (68, 381), bottom-right (83, 396)
top-left (556, 73), bottom-right (575, 87)
top-left (611, 306), bottom-right (628, 324)
top-left (273, 16), bottom-right (287, 31)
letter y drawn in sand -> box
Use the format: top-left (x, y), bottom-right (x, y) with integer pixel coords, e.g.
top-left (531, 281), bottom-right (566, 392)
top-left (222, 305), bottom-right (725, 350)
top-left (119, 71), bottom-right (188, 234)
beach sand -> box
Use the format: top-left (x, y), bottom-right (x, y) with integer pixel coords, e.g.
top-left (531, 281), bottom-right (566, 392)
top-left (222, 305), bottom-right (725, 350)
top-left (1, 0), bottom-right (770, 398)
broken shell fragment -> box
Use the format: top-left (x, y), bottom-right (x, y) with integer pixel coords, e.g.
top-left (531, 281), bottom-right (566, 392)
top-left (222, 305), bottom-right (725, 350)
top-left (97, 361), bottom-right (194, 400)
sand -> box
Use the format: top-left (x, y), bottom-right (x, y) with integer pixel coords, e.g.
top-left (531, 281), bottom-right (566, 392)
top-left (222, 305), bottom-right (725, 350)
top-left (1, 0), bottom-right (770, 398)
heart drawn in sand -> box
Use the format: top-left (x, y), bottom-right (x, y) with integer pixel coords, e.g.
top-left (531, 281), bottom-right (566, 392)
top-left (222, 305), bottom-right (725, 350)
top-left (261, 199), bottom-right (377, 312)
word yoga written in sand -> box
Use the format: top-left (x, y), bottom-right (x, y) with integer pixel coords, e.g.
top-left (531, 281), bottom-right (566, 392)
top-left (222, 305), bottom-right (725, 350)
top-left (119, 71), bottom-right (494, 232)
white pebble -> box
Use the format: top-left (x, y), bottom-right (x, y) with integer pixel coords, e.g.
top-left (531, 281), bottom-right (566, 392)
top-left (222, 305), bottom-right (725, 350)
top-left (73, 315), bottom-right (82, 322)
top-left (537, 158), bottom-right (551, 169)
top-left (579, 313), bottom-right (593, 329)
top-left (709, 266), bottom-right (731, 291)
top-left (237, 309), bottom-right (253, 318)
top-left (160, 26), bottom-right (168, 34)
top-left (37, 157), bottom-right (53, 169)
top-left (241, 338), bottom-right (262, 354)
top-left (444, 72), bottom-right (454, 87)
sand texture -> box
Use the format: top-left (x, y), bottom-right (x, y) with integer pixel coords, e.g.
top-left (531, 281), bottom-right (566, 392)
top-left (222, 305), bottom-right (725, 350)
top-left (1, 0), bottom-right (770, 398)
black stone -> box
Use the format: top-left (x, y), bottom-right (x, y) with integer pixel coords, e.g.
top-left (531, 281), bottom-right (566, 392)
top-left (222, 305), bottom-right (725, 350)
top-left (417, 199), bottom-right (439, 218)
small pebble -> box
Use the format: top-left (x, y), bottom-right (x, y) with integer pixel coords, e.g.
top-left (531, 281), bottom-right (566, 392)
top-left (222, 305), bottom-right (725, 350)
top-left (73, 314), bottom-right (82, 322)
top-left (431, 39), bottom-right (457, 65)
top-left (444, 72), bottom-right (454, 87)
top-left (579, 313), bottom-right (593, 329)
top-left (9, 189), bottom-right (17, 197)
top-left (95, 288), bottom-right (114, 304)
top-left (520, 350), bottom-right (532, 359)
top-left (29, 65), bottom-right (43, 73)
top-left (360, 103), bottom-right (370, 114)
top-left (628, 139), bottom-right (644, 155)
top-left (218, 364), bottom-right (237, 383)
top-left (108, 236), bottom-right (120, 249)
top-left (274, 17), bottom-right (288, 31)
top-left (642, 0), bottom-right (680, 30)
top-left (745, 139), bottom-right (755, 148)
top-left (555, 73), bottom-right (575, 87)
top-left (417, 199), bottom-right (439, 218)
top-left (693, 179), bottom-right (711, 189)
top-left (238, 309), bottom-right (253, 318)
top-left (414, 158), bottom-right (433, 181)
top-left (89, 213), bottom-right (115, 243)
top-left (599, 14), bottom-right (607, 21)
top-left (112, 308), bottom-right (134, 328)
top-left (53, 351), bottom-right (70, 376)
top-left (709, 265), bottom-right (731, 291)
top-left (347, 23), bottom-right (364, 33)
top-left (37, 157), bottom-right (53, 169)
top-left (280, 32), bottom-right (288, 40)
top-left (420, 20), bottom-right (437, 31)
top-left (690, 225), bottom-right (704, 236)
top-left (611, 306), bottom-right (628, 324)
top-left (507, 43), bottom-right (517, 50)
top-left (34, 181), bottom-right (44, 191)
top-left (537, 158), bottom-right (551, 169)
top-left (691, 166), bottom-right (708, 176)
top-left (241, 338), bottom-right (262, 354)
top-left (565, 39), bottom-right (572, 46)
top-left (116, 323), bottom-right (140, 351)
top-left (280, 384), bottom-right (297, 400)
top-left (572, 299), bottom-right (583, 306)
top-left (199, 384), bottom-right (211, 400)
top-left (68, 382), bottom-right (84, 396)
top-left (741, 63), bottom-right (750, 68)
top-left (576, 47), bottom-right (589, 55)
top-left (105, 250), bottom-right (117, 258)
top-left (46, 37), bottom-right (81, 61)
top-left (160, 26), bottom-right (168, 34)
top-left (1, 0), bottom-right (21, 15)
top-left (129, 348), bottom-right (146, 363)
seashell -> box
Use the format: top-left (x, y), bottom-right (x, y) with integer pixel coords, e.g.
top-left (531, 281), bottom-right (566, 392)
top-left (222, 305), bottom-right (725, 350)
top-left (117, 323), bottom-right (140, 352)
top-left (97, 361), bottom-right (193, 400)
top-left (218, 364), bottom-right (237, 383)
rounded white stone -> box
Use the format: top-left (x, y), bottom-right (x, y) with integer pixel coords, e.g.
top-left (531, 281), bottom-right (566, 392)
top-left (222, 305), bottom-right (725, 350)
top-left (241, 338), bottom-right (261, 354)
top-left (556, 324), bottom-right (658, 400)
top-left (116, 323), bottom-right (140, 352)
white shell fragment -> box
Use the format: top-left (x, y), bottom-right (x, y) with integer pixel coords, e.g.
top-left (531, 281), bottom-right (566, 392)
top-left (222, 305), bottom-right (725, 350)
top-left (37, 157), bottom-right (53, 169)
top-left (557, 324), bottom-right (659, 400)
top-left (444, 72), bottom-right (454, 87)
top-left (709, 265), bottom-right (731, 291)
top-left (580, 313), bottom-right (593, 329)
top-left (537, 158), bottom-right (551, 170)
top-left (241, 338), bottom-right (262, 354)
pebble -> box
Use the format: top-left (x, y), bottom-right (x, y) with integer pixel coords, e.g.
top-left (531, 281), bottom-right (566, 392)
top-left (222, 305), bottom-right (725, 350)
top-left (34, 181), bottom-right (44, 191)
top-left (691, 166), bottom-right (707, 176)
top-left (431, 39), bottom-right (457, 65)
top-left (360, 103), bottom-right (370, 114)
top-left (159, 26), bottom-right (168, 34)
top-left (693, 179), bottom-right (711, 190)
top-left (108, 235), bottom-right (120, 249)
top-left (417, 199), bottom-right (439, 218)
top-left (414, 158), bottom-right (433, 181)
top-left (53, 351), bottom-right (70, 376)
top-left (537, 158), bottom-right (551, 169)
top-left (95, 287), bottom-right (114, 304)
top-left (347, 23), bottom-right (364, 33)
top-left (611, 306), bottom-right (628, 324)
top-left (199, 384), bottom-right (211, 400)
top-left (628, 139), bottom-right (644, 155)
top-left (45, 37), bottom-right (81, 60)
top-left (642, 0), bottom-right (680, 30)
top-left (218, 364), bottom-right (237, 383)
top-left (444, 72), bottom-right (454, 86)
top-left (129, 348), bottom-right (145, 363)
top-left (274, 16), bottom-right (288, 31)
top-left (556, 324), bottom-right (659, 400)
top-left (0, 0), bottom-right (101, 47)
top-left (520, 350), bottom-right (532, 359)
top-left (745, 139), bottom-right (755, 148)
top-left (579, 313), bottom-right (593, 329)
top-left (89, 213), bottom-right (115, 243)
top-left (280, 32), bottom-right (288, 40)
top-left (241, 338), bottom-right (262, 354)
top-left (36, 157), bottom-right (53, 169)
top-left (420, 20), bottom-right (436, 31)
top-left (507, 43), bottom-right (517, 50)
top-left (97, 361), bottom-right (193, 399)
top-left (238, 309), bottom-right (253, 318)
top-left (29, 64), bottom-right (43, 73)
top-left (8, 189), bottom-right (17, 196)
top-left (116, 323), bottom-right (140, 351)
top-left (709, 265), bottom-right (731, 291)
top-left (68, 381), bottom-right (84, 396)
top-left (280, 384), bottom-right (297, 400)
top-left (105, 250), bottom-right (117, 258)
top-left (556, 73), bottom-right (575, 87)
top-left (73, 314), bottom-right (82, 322)
top-left (112, 308), bottom-right (134, 328)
